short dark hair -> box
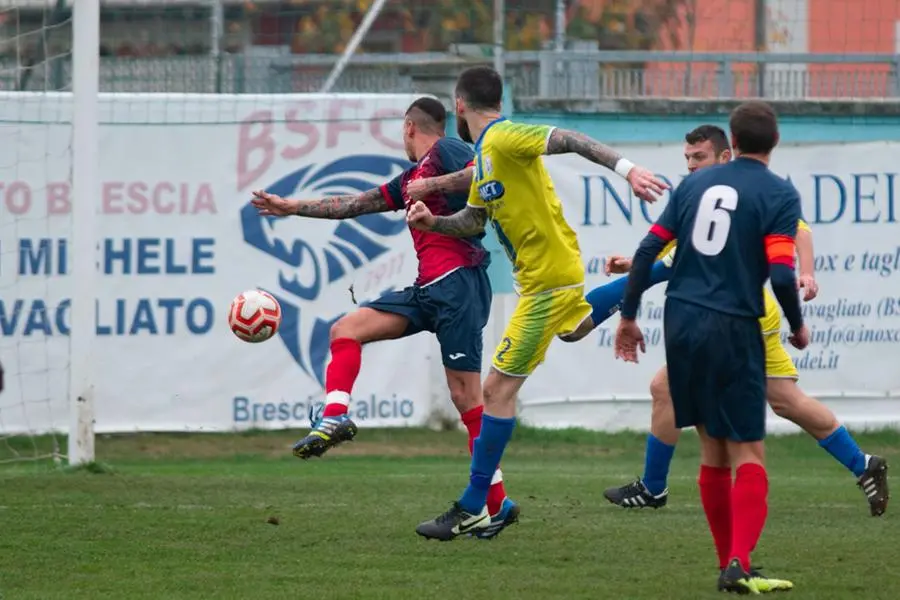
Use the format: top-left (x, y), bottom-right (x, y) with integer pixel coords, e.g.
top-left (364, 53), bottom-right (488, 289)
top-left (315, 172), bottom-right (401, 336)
top-left (684, 124), bottom-right (730, 155)
top-left (729, 101), bottom-right (779, 154)
top-left (455, 66), bottom-right (503, 111)
top-left (406, 97), bottom-right (446, 134)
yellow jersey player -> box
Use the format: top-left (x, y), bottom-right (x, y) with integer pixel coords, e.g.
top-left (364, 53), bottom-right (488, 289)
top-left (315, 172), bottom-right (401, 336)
top-left (593, 125), bottom-right (888, 521)
top-left (407, 66), bottom-right (668, 540)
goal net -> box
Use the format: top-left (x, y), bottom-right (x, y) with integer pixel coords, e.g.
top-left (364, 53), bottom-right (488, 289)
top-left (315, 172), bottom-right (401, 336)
top-left (0, 2), bottom-right (76, 465)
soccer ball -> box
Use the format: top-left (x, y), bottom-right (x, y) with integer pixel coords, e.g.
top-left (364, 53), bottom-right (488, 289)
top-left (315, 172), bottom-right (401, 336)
top-left (228, 290), bottom-right (282, 343)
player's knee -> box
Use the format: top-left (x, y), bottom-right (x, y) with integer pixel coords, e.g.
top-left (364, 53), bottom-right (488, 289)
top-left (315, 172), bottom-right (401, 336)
top-left (482, 371), bottom-right (520, 414)
top-left (559, 316), bottom-right (594, 343)
top-left (649, 370), bottom-right (670, 405)
top-left (446, 371), bottom-right (482, 414)
top-left (329, 314), bottom-right (358, 342)
top-left (558, 331), bottom-right (583, 343)
top-left (766, 380), bottom-right (797, 418)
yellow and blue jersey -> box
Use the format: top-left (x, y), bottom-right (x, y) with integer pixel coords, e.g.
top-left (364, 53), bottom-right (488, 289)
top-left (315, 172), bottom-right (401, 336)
top-left (467, 118), bottom-right (584, 296)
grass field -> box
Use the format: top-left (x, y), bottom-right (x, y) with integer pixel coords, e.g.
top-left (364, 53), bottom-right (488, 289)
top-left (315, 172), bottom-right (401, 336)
top-left (1, 427), bottom-right (898, 599)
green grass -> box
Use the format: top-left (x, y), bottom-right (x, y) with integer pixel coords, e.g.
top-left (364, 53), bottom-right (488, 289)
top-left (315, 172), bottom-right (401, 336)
top-left (1, 428), bottom-right (898, 599)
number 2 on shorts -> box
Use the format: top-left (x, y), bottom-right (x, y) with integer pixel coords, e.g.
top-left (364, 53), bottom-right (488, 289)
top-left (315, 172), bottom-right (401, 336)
top-left (691, 185), bottom-right (739, 256)
top-left (495, 336), bottom-right (512, 364)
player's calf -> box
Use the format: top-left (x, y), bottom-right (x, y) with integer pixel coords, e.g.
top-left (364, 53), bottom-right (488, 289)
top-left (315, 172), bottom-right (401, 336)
top-left (766, 379), bottom-right (836, 441)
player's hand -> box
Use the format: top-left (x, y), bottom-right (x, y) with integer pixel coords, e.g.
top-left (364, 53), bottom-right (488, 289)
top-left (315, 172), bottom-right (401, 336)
top-left (789, 325), bottom-right (810, 350)
top-left (406, 179), bottom-right (431, 203)
top-left (797, 274), bottom-right (819, 302)
top-left (626, 166), bottom-right (669, 204)
top-left (614, 318), bottom-right (646, 363)
top-left (604, 255), bottom-right (632, 275)
top-left (406, 201), bottom-right (436, 231)
top-left (251, 190), bottom-right (299, 217)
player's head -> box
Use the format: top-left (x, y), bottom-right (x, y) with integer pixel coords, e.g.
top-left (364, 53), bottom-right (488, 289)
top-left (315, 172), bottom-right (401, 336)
top-left (684, 124), bottom-right (731, 172)
top-left (403, 97), bottom-right (446, 161)
top-left (454, 66), bottom-right (503, 143)
top-left (729, 101), bottom-right (780, 157)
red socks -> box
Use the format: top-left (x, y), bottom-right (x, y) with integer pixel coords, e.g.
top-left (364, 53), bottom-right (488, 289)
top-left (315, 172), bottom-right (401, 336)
top-left (461, 405), bottom-right (507, 515)
top-left (699, 463), bottom-right (769, 571)
top-left (698, 465), bottom-right (733, 570)
top-left (731, 463), bottom-right (769, 571)
top-left (322, 338), bottom-right (362, 418)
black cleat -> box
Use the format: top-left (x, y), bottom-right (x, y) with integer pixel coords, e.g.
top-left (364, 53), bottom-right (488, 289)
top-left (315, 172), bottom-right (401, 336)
top-left (291, 414), bottom-right (358, 460)
top-left (722, 565), bottom-right (793, 593)
top-left (415, 502), bottom-right (490, 541)
top-left (603, 478), bottom-right (668, 509)
top-left (718, 558), bottom-right (759, 595)
top-left (472, 498), bottom-right (520, 540)
top-left (858, 455), bottom-right (889, 516)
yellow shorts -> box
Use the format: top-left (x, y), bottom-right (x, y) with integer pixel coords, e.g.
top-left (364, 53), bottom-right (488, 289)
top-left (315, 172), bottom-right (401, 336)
top-left (492, 286), bottom-right (592, 377)
top-left (764, 331), bottom-right (799, 380)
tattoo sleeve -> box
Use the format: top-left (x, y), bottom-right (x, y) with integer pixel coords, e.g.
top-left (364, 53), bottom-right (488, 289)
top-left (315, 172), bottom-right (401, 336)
top-left (430, 205), bottom-right (488, 238)
top-left (419, 167), bottom-right (474, 195)
top-left (294, 187), bottom-right (391, 219)
top-left (545, 128), bottom-right (623, 171)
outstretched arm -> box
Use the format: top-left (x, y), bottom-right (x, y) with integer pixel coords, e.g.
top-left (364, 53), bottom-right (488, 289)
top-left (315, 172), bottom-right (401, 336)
top-left (251, 188), bottom-right (392, 219)
top-left (546, 128), bottom-right (625, 172)
top-left (544, 128), bottom-right (666, 203)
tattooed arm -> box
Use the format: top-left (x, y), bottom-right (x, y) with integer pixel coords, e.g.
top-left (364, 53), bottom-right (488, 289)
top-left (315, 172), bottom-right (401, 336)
top-left (405, 167), bottom-right (474, 202)
top-left (251, 187), bottom-right (392, 219)
top-left (545, 128), bottom-right (624, 171)
top-left (542, 128), bottom-right (667, 202)
top-left (293, 188), bottom-right (392, 218)
top-left (431, 205), bottom-right (488, 237)
top-left (408, 203), bottom-right (488, 238)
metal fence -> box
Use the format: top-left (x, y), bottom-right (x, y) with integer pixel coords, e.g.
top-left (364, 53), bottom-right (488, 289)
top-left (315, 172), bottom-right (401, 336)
top-left (3, 50), bottom-right (899, 100)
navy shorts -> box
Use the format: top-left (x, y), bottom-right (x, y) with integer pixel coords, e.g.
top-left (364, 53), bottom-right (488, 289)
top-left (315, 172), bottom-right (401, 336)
top-left (664, 298), bottom-right (766, 442)
top-left (364, 266), bottom-right (491, 372)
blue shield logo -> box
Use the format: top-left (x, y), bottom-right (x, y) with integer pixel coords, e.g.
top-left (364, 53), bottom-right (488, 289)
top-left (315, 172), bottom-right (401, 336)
top-left (240, 155), bottom-right (412, 386)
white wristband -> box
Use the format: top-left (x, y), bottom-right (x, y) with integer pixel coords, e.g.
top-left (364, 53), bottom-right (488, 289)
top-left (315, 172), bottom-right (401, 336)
top-left (614, 158), bottom-right (635, 179)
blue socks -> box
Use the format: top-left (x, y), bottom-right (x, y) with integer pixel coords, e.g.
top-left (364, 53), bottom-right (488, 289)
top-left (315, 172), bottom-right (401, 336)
top-left (584, 261), bottom-right (670, 327)
top-left (642, 434), bottom-right (676, 496)
top-left (585, 275), bottom-right (627, 326)
top-left (819, 425), bottom-right (868, 477)
top-left (459, 414), bottom-right (516, 513)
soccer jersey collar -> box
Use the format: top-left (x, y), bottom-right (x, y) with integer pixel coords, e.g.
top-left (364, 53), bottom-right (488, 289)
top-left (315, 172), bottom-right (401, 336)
top-left (474, 117), bottom-right (507, 150)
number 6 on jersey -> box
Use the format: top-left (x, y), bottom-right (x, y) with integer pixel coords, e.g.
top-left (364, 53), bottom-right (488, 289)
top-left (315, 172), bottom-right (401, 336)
top-left (691, 185), bottom-right (739, 256)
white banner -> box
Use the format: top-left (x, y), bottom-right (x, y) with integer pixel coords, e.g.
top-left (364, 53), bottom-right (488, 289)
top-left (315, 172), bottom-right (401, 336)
top-left (2, 94), bottom-right (898, 433)
top-left (0, 93), bottom-right (436, 433)
top-left (518, 144), bottom-right (900, 431)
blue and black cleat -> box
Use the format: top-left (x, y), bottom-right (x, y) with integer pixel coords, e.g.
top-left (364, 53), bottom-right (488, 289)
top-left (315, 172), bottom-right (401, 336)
top-left (292, 412), bottom-right (358, 459)
top-left (472, 498), bottom-right (521, 540)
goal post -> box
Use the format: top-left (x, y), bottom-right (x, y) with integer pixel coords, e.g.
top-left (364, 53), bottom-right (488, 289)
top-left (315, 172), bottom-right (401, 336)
top-left (68, 0), bottom-right (100, 466)
top-left (0, 1), bottom-right (98, 466)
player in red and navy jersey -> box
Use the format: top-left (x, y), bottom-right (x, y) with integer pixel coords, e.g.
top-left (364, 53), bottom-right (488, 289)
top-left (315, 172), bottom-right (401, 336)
top-left (615, 102), bottom-right (808, 594)
top-left (252, 98), bottom-right (518, 538)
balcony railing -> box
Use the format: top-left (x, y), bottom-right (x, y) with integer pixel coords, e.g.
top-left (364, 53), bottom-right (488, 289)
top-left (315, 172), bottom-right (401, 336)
top-left (2, 50), bottom-right (899, 100)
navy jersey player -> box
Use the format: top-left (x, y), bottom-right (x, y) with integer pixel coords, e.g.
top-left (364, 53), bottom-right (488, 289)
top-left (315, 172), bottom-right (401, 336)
top-left (251, 97), bottom-right (518, 538)
top-left (615, 102), bottom-right (810, 594)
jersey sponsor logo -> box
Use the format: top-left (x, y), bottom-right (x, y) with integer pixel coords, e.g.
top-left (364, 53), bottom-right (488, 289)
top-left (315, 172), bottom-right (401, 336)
top-left (240, 155), bottom-right (412, 387)
top-left (478, 180), bottom-right (505, 202)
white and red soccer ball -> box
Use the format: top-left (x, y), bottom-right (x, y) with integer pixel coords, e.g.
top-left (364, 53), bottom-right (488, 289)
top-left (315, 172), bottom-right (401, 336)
top-left (228, 289), bottom-right (282, 343)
